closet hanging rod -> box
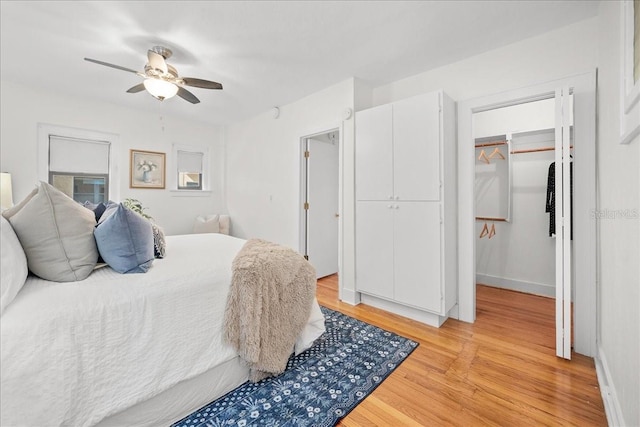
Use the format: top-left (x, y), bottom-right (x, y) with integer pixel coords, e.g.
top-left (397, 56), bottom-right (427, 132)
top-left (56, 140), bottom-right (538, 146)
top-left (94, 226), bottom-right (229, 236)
top-left (511, 145), bottom-right (573, 154)
top-left (474, 141), bottom-right (508, 148)
top-left (475, 216), bottom-right (508, 222)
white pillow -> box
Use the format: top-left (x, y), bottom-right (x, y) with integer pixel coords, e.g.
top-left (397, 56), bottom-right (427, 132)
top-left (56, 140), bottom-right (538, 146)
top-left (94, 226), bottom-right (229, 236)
top-left (218, 215), bottom-right (230, 235)
top-left (193, 214), bottom-right (220, 234)
top-left (0, 215), bottom-right (28, 315)
top-left (2, 182), bottom-right (98, 282)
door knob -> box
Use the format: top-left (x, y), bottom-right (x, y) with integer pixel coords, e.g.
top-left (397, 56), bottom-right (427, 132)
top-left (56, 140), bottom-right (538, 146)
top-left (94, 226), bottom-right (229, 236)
top-left (334, 213), bottom-right (339, 218)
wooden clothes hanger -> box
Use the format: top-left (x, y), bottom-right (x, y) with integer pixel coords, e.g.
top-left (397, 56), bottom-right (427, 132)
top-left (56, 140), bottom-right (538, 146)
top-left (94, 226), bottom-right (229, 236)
top-left (488, 223), bottom-right (496, 239)
top-left (488, 147), bottom-right (505, 160)
top-left (478, 149), bottom-right (490, 164)
top-left (479, 222), bottom-right (489, 238)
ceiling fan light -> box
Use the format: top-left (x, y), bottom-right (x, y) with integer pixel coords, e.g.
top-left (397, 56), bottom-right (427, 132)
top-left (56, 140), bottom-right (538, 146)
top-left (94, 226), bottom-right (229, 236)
top-left (143, 78), bottom-right (178, 100)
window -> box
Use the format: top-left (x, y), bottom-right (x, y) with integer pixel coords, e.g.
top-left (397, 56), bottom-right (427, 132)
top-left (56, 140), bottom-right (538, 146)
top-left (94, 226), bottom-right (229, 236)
top-left (50, 173), bottom-right (107, 203)
top-left (177, 150), bottom-right (203, 190)
top-left (48, 136), bottom-right (110, 203)
top-left (172, 143), bottom-right (210, 195)
top-left (38, 124), bottom-right (119, 203)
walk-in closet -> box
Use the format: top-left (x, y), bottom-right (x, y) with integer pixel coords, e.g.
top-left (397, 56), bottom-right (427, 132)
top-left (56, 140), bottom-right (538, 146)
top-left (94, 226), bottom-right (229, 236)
top-left (473, 96), bottom-right (574, 354)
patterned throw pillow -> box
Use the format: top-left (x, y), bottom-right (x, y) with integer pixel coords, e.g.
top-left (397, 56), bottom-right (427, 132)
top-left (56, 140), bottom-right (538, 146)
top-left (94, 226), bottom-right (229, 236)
top-left (151, 222), bottom-right (166, 259)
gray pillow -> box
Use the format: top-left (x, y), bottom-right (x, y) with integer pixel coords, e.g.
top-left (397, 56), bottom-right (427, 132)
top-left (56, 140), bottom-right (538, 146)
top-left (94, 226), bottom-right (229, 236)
top-left (83, 201), bottom-right (107, 222)
top-left (94, 204), bottom-right (154, 274)
top-left (2, 182), bottom-right (98, 282)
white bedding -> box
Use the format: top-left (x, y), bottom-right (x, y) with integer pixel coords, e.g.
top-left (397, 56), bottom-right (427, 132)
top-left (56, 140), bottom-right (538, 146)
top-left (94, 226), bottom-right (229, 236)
top-left (0, 233), bottom-right (325, 427)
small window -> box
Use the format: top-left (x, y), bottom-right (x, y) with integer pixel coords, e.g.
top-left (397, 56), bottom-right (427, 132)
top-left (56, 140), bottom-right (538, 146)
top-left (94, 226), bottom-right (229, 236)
top-left (48, 135), bottom-right (111, 203)
top-left (177, 150), bottom-right (204, 190)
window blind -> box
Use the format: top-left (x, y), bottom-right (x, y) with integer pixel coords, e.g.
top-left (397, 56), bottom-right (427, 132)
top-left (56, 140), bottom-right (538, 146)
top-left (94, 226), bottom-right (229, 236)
top-left (177, 150), bottom-right (203, 173)
top-left (49, 136), bottom-right (110, 174)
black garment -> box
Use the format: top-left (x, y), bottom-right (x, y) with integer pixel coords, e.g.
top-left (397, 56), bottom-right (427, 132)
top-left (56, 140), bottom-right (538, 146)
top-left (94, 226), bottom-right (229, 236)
top-left (545, 161), bottom-right (573, 239)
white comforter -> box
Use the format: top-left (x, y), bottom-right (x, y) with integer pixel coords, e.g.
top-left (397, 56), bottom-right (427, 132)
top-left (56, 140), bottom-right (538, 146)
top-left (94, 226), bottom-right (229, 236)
top-left (0, 233), bottom-right (324, 427)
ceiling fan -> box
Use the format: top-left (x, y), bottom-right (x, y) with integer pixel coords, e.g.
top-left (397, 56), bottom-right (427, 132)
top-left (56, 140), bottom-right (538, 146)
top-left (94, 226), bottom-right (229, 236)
top-left (84, 46), bottom-right (223, 104)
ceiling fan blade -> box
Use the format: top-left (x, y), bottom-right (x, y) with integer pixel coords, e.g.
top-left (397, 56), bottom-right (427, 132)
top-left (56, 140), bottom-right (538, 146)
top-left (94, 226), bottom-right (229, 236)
top-left (182, 77), bottom-right (223, 90)
top-left (84, 58), bottom-right (138, 74)
top-left (177, 87), bottom-right (200, 104)
top-left (126, 83), bottom-right (145, 93)
top-left (147, 50), bottom-right (168, 74)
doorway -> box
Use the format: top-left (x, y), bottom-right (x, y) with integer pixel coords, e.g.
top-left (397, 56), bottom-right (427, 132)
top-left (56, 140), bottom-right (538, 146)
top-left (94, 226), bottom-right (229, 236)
top-left (473, 96), bottom-right (573, 357)
top-left (458, 72), bottom-right (597, 358)
top-left (300, 129), bottom-right (340, 279)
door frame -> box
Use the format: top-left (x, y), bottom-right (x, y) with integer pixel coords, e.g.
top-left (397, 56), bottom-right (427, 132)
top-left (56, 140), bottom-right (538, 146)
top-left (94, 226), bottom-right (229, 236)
top-left (298, 125), bottom-right (342, 280)
top-left (456, 71), bottom-right (597, 357)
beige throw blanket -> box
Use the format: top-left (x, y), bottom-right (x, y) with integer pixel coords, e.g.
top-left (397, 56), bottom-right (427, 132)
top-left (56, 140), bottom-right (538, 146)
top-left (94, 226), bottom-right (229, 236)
top-left (224, 238), bottom-right (317, 382)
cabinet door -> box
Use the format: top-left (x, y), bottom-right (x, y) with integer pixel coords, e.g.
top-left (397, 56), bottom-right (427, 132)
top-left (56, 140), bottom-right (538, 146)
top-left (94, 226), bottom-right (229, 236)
top-left (393, 92), bottom-right (441, 201)
top-left (355, 104), bottom-right (393, 201)
top-left (393, 202), bottom-right (442, 313)
top-left (355, 201), bottom-right (394, 299)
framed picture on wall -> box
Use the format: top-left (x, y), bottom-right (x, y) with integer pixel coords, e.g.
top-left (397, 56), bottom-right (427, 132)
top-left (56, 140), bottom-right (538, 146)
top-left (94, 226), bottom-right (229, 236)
top-left (620, 0), bottom-right (640, 144)
top-left (130, 149), bottom-right (166, 189)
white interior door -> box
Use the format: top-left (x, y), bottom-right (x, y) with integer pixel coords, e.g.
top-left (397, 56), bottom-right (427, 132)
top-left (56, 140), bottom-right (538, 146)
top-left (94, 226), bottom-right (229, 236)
top-left (555, 87), bottom-right (573, 360)
top-left (307, 136), bottom-right (339, 278)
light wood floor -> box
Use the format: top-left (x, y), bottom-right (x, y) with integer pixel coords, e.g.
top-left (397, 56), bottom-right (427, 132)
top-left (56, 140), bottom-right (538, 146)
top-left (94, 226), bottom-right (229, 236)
top-left (316, 275), bottom-right (607, 426)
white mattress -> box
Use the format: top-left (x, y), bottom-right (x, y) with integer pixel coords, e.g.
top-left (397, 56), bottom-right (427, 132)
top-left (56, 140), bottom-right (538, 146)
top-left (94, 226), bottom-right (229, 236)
top-left (0, 233), bottom-right (325, 427)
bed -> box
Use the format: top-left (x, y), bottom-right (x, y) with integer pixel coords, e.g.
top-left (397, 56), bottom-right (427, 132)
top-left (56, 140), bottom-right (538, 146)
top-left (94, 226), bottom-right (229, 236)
top-left (0, 232), bottom-right (326, 427)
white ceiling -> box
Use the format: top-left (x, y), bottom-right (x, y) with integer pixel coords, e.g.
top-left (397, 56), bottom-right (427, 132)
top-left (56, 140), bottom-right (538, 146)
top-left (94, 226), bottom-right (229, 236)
top-left (0, 1), bottom-right (598, 126)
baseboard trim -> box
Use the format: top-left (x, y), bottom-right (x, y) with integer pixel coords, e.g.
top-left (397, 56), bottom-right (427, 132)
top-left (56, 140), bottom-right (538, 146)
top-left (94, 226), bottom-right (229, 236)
top-left (595, 346), bottom-right (626, 426)
top-left (360, 293), bottom-right (447, 328)
top-left (476, 273), bottom-right (554, 297)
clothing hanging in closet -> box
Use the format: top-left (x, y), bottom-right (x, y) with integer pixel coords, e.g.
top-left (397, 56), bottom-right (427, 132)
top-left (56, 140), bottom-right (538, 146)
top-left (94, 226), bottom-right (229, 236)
top-left (545, 161), bottom-right (573, 239)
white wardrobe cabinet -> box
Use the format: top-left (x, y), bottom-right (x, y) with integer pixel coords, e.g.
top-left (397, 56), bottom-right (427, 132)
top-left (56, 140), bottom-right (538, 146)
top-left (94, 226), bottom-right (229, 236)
top-left (355, 91), bottom-right (441, 202)
top-left (355, 90), bottom-right (457, 327)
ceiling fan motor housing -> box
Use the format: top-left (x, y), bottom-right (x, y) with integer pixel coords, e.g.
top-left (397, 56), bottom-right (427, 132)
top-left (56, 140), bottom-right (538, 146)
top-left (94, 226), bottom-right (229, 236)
top-left (151, 46), bottom-right (173, 59)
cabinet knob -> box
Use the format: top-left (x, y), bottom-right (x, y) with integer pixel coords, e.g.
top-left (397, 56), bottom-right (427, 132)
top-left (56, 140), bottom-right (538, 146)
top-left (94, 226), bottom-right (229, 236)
top-left (387, 205), bottom-right (393, 209)
top-left (394, 205), bottom-right (399, 209)
top-left (395, 196), bottom-right (400, 200)
top-left (389, 195), bottom-right (393, 200)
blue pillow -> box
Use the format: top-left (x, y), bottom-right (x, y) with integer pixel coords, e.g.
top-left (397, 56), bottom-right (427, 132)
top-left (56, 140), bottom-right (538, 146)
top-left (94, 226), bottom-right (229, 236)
top-left (94, 204), bottom-right (154, 274)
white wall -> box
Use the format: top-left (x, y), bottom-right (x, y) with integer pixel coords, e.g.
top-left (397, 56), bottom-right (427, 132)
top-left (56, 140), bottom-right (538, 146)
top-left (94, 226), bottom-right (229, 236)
top-left (594, 2), bottom-right (640, 426)
top-left (224, 78), bottom-right (357, 299)
top-left (0, 80), bottom-right (224, 235)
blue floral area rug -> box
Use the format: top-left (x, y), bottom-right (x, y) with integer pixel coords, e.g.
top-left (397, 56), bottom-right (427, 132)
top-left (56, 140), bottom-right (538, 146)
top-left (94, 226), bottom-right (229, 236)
top-left (173, 306), bottom-right (418, 427)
